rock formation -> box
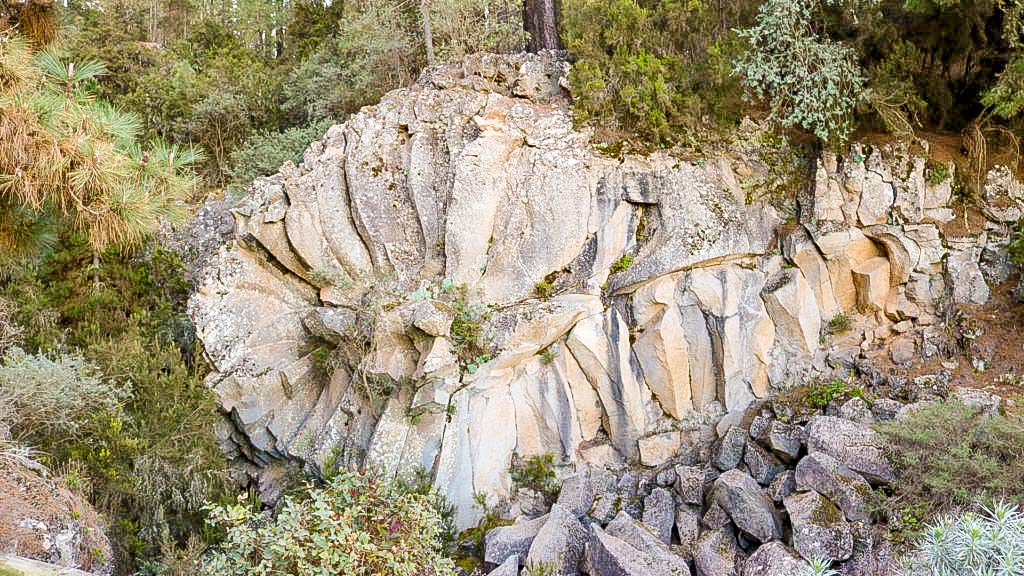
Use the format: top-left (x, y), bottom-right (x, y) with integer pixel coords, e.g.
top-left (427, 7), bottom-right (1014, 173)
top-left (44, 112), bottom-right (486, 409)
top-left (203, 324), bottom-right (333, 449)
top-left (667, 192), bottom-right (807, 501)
top-left (188, 52), bottom-right (1023, 529)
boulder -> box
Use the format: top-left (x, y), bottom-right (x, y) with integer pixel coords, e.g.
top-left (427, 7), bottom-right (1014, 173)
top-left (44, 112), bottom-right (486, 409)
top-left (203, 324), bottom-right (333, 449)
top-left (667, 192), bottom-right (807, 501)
top-left (784, 491), bottom-right (854, 562)
top-left (642, 487), bottom-right (676, 544)
top-left (804, 416), bottom-right (894, 484)
top-left (837, 397), bottom-right (874, 425)
top-left (586, 524), bottom-right (691, 576)
top-left (764, 420), bottom-right (804, 462)
top-left (675, 503), bottom-right (702, 559)
top-left (712, 426), bottom-right (747, 471)
top-left (605, 511), bottom-right (691, 573)
top-left (485, 514), bottom-right (548, 566)
top-left (639, 431), bottom-right (683, 467)
top-left (794, 452), bottom-right (871, 522)
top-left (712, 470), bottom-right (782, 543)
top-left (694, 526), bottom-right (745, 576)
top-left (674, 465), bottom-right (706, 505)
top-left (488, 554), bottom-right (521, 576)
top-left (525, 504), bottom-right (587, 575)
top-left (766, 470), bottom-right (796, 503)
top-left (740, 542), bottom-right (810, 576)
top-left (556, 471), bottom-right (596, 517)
top-left (981, 165), bottom-right (1024, 222)
top-left (743, 440), bottom-right (785, 486)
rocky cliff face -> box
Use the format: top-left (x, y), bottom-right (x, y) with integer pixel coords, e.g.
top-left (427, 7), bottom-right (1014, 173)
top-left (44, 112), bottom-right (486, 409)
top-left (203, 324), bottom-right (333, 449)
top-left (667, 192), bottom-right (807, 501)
top-left (188, 52), bottom-right (1023, 529)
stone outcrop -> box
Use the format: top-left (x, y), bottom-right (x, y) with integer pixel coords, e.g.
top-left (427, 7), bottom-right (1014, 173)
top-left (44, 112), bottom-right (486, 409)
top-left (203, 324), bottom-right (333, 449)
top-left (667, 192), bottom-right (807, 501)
top-left (188, 51), bottom-right (1023, 529)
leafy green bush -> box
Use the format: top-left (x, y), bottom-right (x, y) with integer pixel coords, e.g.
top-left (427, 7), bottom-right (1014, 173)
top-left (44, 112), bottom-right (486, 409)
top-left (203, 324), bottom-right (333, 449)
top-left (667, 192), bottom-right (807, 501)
top-left (1, 243), bottom-right (229, 572)
top-left (734, 0), bottom-right (866, 143)
top-left (510, 453), bottom-right (560, 501)
top-left (803, 378), bottom-right (865, 409)
top-left (226, 120), bottom-right (332, 185)
top-left (200, 470), bottom-right (458, 576)
top-left (876, 401), bottom-right (1024, 523)
top-left (0, 348), bottom-right (127, 443)
top-left (898, 501), bottom-right (1024, 576)
top-left (562, 0), bottom-right (748, 144)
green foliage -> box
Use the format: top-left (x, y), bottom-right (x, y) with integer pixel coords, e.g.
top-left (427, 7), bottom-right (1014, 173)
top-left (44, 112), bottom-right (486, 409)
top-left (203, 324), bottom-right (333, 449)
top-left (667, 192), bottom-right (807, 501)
top-left (825, 313), bottom-right (852, 335)
top-left (734, 0), bottom-right (866, 143)
top-left (534, 280), bottom-right (555, 299)
top-left (456, 491), bottom-right (513, 568)
top-left (803, 378), bottom-right (865, 408)
top-left (0, 347), bottom-right (128, 443)
top-left (876, 401), bottom-right (1024, 524)
top-left (925, 160), bottom-right (952, 185)
top-left (0, 32), bottom-right (202, 253)
top-left (898, 501), bottom-right (1024, 576)
top-left (510, 453), bottom-right (560, 501)
top-left (449, 286), bottom-right (490, 362)
top-left (200, 470), bottom-right (458, 576)
top-left (1011, 218), bottom-right (1024, 266)
top-left (226, 119), bottom-right (331, 185)
top-left (539, 347), bottom-right (558, 365)
top-left (983, 56), bottom-right (1024, 120)
top-left (427, 0), bottom-right (528, 62)
top-left (609, 254), bottom-right (634, 274)
top-left (562, 0), bottom-right (749, 144)
top-left (1, 243), bottom-right (229, 572)
top-left (282, 4), bottom-right (420, 123)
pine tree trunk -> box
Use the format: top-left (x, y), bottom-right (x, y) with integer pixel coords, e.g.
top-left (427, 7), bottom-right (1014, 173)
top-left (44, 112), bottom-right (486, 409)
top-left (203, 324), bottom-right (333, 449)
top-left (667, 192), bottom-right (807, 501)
top-left (421, 0), bottom-right (436, 67)
top-left (523, 0), bottom-right (561, 51)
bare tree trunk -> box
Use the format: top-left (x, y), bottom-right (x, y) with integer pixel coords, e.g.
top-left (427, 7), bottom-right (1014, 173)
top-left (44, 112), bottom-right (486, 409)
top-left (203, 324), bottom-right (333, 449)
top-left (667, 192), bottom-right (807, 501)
top-left (523, 0), bottom-right (561, 51)
top-left (421, 0), bottom-right (436, 67)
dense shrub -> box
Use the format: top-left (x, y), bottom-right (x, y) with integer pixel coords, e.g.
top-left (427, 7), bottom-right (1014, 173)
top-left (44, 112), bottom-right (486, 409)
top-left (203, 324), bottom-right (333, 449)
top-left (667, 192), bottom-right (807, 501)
top-left (226, 119), bottom-right (332, 185)
top-left (734, 0), bottom-right (866, 143)
top-left (562, 0), bottom-right (749, 144)
top-left (0, 348), bottom-right (127, 444)
top-left (201, 470), bottom-right (458, 576)
top-left (875, 401), bottom-right (1024, 531)
top-left (898, 501), bottom-right (1024, 576)
top-left (1, 243), bottom-right (229, 572)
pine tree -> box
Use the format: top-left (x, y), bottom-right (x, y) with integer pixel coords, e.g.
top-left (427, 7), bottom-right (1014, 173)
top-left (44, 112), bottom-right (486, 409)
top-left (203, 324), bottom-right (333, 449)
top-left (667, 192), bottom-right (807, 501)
top-left (0, 28), bottom-right (201, 263)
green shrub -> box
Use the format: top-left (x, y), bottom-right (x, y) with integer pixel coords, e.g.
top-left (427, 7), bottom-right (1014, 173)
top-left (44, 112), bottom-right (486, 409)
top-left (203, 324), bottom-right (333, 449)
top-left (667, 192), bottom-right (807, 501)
top-left (562, 0), bottom-right (748, 144)
top-left (876, 401), bottom-right (1024, 523)
top-left (200, 470), bottom-right (458, 576)
top-left (1010, 217), bottom-right (1024, 267)
top-left (226, 120), bottom-right (332, 185)
top-left (510, 453), bottom-right (559, 501)
top-left (734, 0), bottom-right (866, 143)
top-left (925, 160), bottom-right (951, 185)
top-left (825, 313), bottom-right (852, 335)
top-left (898, 501), bottom-right (1024, 576)
top-left (609, 254), bottom-right (634, 274)
top-left (534, 280), bottom-right (555, 299)
top-left (803, 378), bottom-right (865, 409)
top-left (0, 348), bottom-right (127, 443)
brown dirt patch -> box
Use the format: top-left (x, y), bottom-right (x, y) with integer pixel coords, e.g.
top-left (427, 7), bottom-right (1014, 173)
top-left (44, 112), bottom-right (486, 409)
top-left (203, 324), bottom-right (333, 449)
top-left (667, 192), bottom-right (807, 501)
top-left (0, 447), bottom-right (111, 571)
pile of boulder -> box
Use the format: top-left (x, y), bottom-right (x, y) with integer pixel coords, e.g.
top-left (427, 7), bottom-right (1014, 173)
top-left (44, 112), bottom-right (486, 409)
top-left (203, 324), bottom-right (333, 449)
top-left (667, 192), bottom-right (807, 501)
top-left (480, 384), bottom-right (1011, 576)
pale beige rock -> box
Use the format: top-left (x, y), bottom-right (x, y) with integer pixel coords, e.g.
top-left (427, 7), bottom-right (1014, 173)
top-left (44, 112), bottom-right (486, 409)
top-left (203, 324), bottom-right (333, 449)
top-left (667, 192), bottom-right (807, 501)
top-left (852, 257), bottom-right (892, 313)
top-left (762, 268), bottom-right (822, 355)
top-left (639, 431), bottom-right (683, 467)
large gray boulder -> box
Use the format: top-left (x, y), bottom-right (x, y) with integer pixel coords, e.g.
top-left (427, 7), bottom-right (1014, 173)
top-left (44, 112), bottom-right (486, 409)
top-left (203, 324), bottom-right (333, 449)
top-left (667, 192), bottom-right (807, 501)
top-left (485, 514), bottom-right (547, 566)
top-left (694, 526), bottom-right (745, 576)
top-left (804, 416), bottom-right (894, 484)
top-left (794, 452), bottom-right (871, 521)
top-left (488, 554), bottom-right (520, 576)
top-left (712, 469), bottom-right (782, 543)
top-left (525, 504), bottom-right (587, 575)
top-left (586, 524), bottom-right (691, 576)
top-left (740, 542), bottom-right (810, 576)
top-left (784, 491), bottom-right (854, 562)
top-left (642, 487), bottom-right (676, 544)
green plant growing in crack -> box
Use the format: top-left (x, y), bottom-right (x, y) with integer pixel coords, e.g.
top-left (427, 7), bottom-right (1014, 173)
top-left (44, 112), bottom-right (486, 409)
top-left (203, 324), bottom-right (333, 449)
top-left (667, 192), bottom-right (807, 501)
top-left (609, 254), bottom-right (634, 274)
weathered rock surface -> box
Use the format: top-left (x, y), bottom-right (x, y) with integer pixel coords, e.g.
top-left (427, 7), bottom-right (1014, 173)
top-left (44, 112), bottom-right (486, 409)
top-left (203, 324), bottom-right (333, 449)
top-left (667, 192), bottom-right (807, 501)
top-left (740, 542), bottom-right (810, 576)
top-left (587, 524), bottom-right (691, 576)
top-left (187, 52), bottom-right (1021, 527)
top-left (485, 514), bottom-right (547, 566)
top-left (785, 491), bottom-right (854, 562)
top-left (525, 504), bottom-right (586, 575)
top-left (794, 452), bottom-right (871, 521)
top-left (712, 469), bottom-right (782, 543)
top-left (804, 416), bottom-right (894, 484)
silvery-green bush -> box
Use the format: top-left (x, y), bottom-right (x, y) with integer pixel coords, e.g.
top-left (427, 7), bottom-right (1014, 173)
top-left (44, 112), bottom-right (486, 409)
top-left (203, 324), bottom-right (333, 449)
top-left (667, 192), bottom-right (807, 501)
top-left (734, 0), bottom-right (867, 143)
top-left (899, 501), bottom-right (1024, 576)
top-left (200, 470), bottom-right (458, 576)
